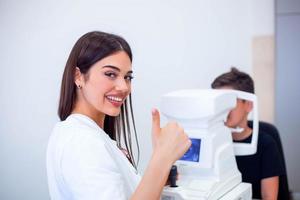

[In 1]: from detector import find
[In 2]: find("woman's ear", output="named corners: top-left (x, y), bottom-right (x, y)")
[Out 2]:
top-left (74, 67), bottom-right (83, 88)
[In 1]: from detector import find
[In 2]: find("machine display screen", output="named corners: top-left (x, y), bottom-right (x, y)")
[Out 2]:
top-left (179, 138), bottom-right (201, 162)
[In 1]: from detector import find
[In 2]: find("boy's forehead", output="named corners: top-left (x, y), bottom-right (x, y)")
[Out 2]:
top-left (218, 85), bottom-right (235, 90)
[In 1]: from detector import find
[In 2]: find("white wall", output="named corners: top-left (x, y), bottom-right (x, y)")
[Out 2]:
top-left (0, 0), bottom-right (258, 199)
top-left (252, 0), bottom-right (275, 36)
top-left (276, 0), bottom-right (300, 196)
top-left (251, 0), bottom-right (276, 123)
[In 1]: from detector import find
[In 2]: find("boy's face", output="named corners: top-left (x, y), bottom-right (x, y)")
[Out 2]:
top-left (217, 86), bottom-right (253, 128)
top-left (225, 99), bottom-right (250, 128)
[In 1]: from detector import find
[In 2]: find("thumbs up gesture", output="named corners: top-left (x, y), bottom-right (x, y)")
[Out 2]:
top-left (151, 108), bottom-right (191, 164)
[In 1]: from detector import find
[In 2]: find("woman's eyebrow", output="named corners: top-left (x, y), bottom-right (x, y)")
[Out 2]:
top-left (102, 65), bottom-right (133, 74)
top-left (102, 65), bottom-right (120, 71)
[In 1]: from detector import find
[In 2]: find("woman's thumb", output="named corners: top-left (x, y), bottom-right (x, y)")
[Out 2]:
top-left (151, 108), bottom-right (161, 135)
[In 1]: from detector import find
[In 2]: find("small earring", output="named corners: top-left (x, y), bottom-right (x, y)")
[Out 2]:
top-left (77, 84), bottom-right (82, 89)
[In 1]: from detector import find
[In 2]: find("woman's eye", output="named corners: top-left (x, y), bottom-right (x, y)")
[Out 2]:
top-left (104, 72), bottom-right (117, 79)
top-left (125, 75), bottom-right (134, 81)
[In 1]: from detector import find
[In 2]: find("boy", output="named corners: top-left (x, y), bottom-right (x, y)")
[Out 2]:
top-left (211, 67), bottom-right (284, 200)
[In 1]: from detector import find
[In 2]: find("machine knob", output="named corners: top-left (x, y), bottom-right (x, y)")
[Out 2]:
top-left (168, 165), bottom-right (178, 187)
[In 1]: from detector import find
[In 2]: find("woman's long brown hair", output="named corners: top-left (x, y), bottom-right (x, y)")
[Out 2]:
top-left (58, 31), bottom-right (139, 168)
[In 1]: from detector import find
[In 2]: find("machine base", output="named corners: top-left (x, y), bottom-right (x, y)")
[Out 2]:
top-left (219, 183), bottom-right (252, 200)
top-left (161, 182), bottom-right (252, 200)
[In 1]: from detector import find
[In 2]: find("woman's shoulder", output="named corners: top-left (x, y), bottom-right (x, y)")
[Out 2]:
top-left (50, 114), bottom-right (109, 148)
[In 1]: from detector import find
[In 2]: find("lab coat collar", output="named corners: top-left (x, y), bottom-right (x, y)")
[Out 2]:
top-left (68, 113), bottom-right (103, 132)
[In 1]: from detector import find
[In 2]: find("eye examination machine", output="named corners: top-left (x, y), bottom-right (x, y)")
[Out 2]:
top-left (161, 89), bottom-right (259, 200)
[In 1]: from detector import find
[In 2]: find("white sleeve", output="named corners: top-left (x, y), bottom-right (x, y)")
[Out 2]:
top-left (61, 133), bottom-right (127, 200)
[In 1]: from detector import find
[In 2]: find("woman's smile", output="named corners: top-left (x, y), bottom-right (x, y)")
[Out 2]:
top-left (106, 94), bottom-right (126, 107)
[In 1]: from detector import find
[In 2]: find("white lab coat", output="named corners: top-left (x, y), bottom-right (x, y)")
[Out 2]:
top-left (47, 114), bottom-right (141, 200)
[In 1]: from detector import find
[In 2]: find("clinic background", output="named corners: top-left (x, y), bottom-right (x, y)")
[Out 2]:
top-left (0, 0), bottom-right (299, 199)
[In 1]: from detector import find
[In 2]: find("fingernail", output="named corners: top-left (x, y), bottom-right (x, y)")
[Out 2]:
top-left (152, 108), bottom-right (156, 115)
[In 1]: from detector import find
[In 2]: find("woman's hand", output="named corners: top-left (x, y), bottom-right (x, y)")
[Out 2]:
top-left (130, 109), bottom-right (191, 200)
top-left (151, 108), bottom-right (191, 165)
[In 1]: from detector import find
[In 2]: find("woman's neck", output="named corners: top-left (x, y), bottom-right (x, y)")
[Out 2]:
top-left (72, 101), bottom-right (105, 128)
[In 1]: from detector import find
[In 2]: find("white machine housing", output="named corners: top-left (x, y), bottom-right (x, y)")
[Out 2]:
top-left (161, 89), bottom-right (258, 200)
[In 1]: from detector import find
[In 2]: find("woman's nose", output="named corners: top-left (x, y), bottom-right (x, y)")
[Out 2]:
top-left (115, 78), bottom-right (130, 92)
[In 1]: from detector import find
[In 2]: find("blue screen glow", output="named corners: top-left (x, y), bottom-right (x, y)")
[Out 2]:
top-left (179, 138), bottom-right (201, 162)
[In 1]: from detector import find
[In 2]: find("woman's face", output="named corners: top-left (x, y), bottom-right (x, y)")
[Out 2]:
top-left (77, 51), bottom-right (133, 117)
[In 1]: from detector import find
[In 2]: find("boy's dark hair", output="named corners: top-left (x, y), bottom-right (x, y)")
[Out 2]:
top-left (211, 67), bottom-right (255, 94)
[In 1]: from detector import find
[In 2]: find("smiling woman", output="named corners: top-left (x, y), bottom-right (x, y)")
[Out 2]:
top-left (57, 31), bottom-right (137, 167)
top-left (73, 51), bottom-right (134, 144)
top-left (46, 31), bottom-right (191, 200)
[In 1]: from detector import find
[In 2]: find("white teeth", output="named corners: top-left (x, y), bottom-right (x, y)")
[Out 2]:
top-left (107, 96), bottom-right (122, 102)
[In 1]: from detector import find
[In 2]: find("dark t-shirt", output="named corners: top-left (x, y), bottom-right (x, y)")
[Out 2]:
top-left (234, 131), bottom-right (285, 199)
